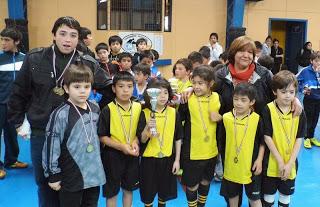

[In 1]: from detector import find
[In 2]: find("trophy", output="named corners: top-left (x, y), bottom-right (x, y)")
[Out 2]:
top-left (168, 78), bottom-right (179, 94)
top-left (146, 88), bottom-right (161, 136)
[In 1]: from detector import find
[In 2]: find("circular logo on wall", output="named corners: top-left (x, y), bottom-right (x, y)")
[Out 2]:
top-left (121, 33), bottom-right (152, 54)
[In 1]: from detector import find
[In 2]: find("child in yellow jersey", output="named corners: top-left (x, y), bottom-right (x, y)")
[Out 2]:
top-left (169, 58), bottom-right (193, 105)
top-left (98, 71), bottom-right (141, 207)
top-left (261, 70), bottom-right (306, 207)
top-left (219, 82), bottom-right (265, 207)
top-left (137, 78), bottom-right (182, 207)
top-left (178, 65), bottom-right (222, 207)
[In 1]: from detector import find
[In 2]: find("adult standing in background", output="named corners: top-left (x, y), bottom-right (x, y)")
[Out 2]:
top-left (0, 27), bottom-right (28, 180)
top-left (296, 41), bottom-right (313, 73)
top-left (261, 36), bottom-right (272, 56)
top-left (8, 16), bottom-right (112, 207)
top-left (270, 38), bottom-right (283, 74)
top-left (207, 32), bottom-right (223, 62)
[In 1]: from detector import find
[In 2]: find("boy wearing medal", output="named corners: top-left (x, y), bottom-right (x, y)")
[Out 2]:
top-left (261, 70), bottom-right (306, 207)
top-left (137, 78), bottom-right (182, 207)
top-left (42, 64), bottom-right (106, 207)
top-left (178, 65), bottom-right (221, 207)
top-left (219, 83), bottom-right (264, 207)
top-left (98, 71), bottom-right (141, 207)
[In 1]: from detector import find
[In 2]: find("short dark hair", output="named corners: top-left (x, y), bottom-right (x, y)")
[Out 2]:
top-left (233, 82), bottom-right (256, 101)
top-left (134, 63), bottom-right (151, 76)
top-left (173, 58), bottom-right (192, 75)
top-left (254, 41), bottom-right (263, 50)
top-left (219, 51), bottom-right (228, 62)
top-left (143, 78), bottom-right (173, 110)
top-left (95, 42), bottom-right (109, 53)
top-left (273, 38), bottom-right (279, 44)
top-left (135, 38), bottom-right (147, 47)
top-left (188, 51), bottom-right (203, 64)
top-left (79, 27), bottom-right (91, 40)
top-left (209, 60), bottom-right (222, 68)
top-left (191, 65), bottom-right (215, 82)
top-left (51, 16), bottom-right (81, 35)
top-left (199, 46), bottom-right (211, 59)
top-left (228, 36), bottom-right (256, 65)
top-left (209, 32), bottom-right (218, 40)
top-left (271, 70), bottom-right (298, 92)
top-left (113, 71), bottom-right (135, 85)
top-left (265, 35), bottom-right (272, 41)
top-left (118, 52), bottom-right (133, 62)
top-left (151, 49), bottom-right (159, 61)
top-left (63, 64), bottom-right (93, 87)
top-left (310, 51), bottom-right (320, 61)
top-left (108, 35), bottom-right (123, 45)
top-left (258, 55), bottom-right (274, 71)
top-left (0, 27), bottom-right (22, 42)
top-left (141, 50), bottom-right (155, 61)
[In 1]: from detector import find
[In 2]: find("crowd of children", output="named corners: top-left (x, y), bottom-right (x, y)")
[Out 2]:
top-left (3, 16), bottom-right (317, 207)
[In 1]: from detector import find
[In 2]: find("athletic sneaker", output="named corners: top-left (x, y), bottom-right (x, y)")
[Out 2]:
top-left (310, 138), bottom-right (320, 147)
top-left (0, 169), bottom-right (6, 179)
top-left (6, 161), bottom-right (28, 169)
top-left (304, 138), bottom-right (312, 149)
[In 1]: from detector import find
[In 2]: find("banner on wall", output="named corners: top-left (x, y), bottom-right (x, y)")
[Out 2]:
top-left (119, 32), bottom-right (163, 55)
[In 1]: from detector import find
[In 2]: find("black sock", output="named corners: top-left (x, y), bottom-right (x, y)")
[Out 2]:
top-left (198, 183), bottom-right (210, 207)
top-left (158, 197), bottom-right (166, 207)
top-left (186, 188), bottom-right (197, 207)
top-left (262, 200), bottom-right (274, 207)
top-left (278, 201), bottom-right (289, 207)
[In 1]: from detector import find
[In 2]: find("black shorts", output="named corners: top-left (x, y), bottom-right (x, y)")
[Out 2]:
top-left (182, 157), bottom-right (217, 187)
top-left (262, 176), bottom-right (296, 195)
top-left (220, 175), bottom-right (261, 201)
top-left (101, 147), bottom-right (139, 198)
top-left (139, 156), bottom-right (177, 204)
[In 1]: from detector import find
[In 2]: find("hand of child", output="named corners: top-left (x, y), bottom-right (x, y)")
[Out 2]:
top-left (252, 159), bottom-right (263, 175)
top-left (210, 111), bottom-right (222, 122)
top-left (277, 159), bottom-right (285, 177)
top-left (48, 181), bottom-right (61, 191)
top-left (147, 118), bottom-right (157, 130)
top-left (281, 162), bottom-right (293, 181)
top-left (131, 142), bottom-right (140, 157)
top-left (180, 87), bottom-right (193, 104)
top-left (122, 144), bottom-right (136, 156)
top-left (172, 160), bottom-right (180, 175)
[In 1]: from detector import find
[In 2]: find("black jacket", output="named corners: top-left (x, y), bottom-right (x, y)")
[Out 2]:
top-left (214, 63), bottom-right (273, 115)
top-left (8, 46), bottom-right (112, 130)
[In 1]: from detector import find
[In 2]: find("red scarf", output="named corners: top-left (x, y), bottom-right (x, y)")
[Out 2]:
top-left (229, 63), bottom-right (255, 82)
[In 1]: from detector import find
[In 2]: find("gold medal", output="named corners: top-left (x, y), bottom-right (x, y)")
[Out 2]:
top-left (158, 151), bottom-right (164, 158)
top-left (234, 157), bottom-right (238, 163)
top-left (53, 86), bottom-right (65, 96)
top-left (86, 144), bottom-right (94, 153)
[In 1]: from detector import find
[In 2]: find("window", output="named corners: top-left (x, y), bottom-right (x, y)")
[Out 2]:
top-left (97, 0), bottom-right (108, 30)
top-left (97, 0), bottom-right (164, 31)
top-left (164, 0), bottom-right (172, 32)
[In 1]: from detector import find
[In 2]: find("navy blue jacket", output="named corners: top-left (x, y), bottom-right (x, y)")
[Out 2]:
top-left (0, 51), bottom-right (25, 104)
top-left (297, 65), bottom-right (320, 100)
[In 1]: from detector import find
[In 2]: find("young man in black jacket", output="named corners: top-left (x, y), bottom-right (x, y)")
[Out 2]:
top-left (8, 16), bottom-right (112, 207)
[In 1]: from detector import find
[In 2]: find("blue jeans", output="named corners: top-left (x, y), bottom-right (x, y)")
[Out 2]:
top-left (0, 104), bottom-right (19, 168)
top-left (30, 132), bottom-right (60, 207)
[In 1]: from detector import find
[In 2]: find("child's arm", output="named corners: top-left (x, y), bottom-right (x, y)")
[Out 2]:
top-left (172, 112), bottom-right (183, 174)
top-left (42, 110), bottom-right (66, 191)
top-left (100, 136), bottom-right (138, 156)
top-left (264, 135), bottom-right (284, 176)
top-left (172, 139), bottom-right (182, 174)
top-left (252, 118), bottom-right (265, 175)
top-left (282, 111), bottom-right (306, 180)
top-left (282, 138), bottom-right (302, 180)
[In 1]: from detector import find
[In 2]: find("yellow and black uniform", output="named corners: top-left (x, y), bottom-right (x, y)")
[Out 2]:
top-left (179, 92), bottom-right (220, 187)
top-left (137, 106), bottom-right (183, 205)
top-left (177, 79), bottom-right (192, 94)
top-left (261, 102), bottom-right (306, 195)
top-left (97, 100), bottom-right (141, 198)
top-left (219, 110), bottom-right (263, 200)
